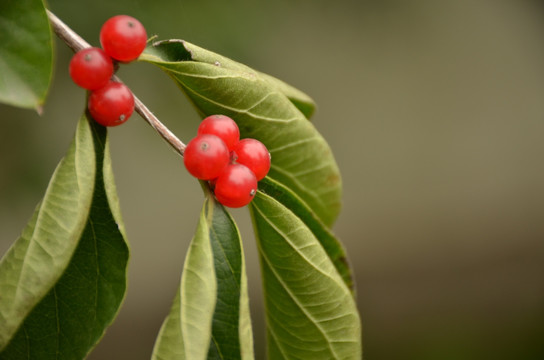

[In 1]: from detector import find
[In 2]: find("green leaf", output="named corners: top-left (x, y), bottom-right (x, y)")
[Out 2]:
top-left (152, 194), bottom-right (253, 360)
top-left (0, 115), bottom-right (129, 359)
top-left (258, 177), bottom-right (355, 295)
top-left (256, 71), bottom-right (316, 120)
top-left (140, 40), bottom-right (341, 227)
top-left (141, 40), bottom-right (316, 119)
top-left (205, 197), bottom-right (254, 360)
top-left (0, 0), bottom-right (53, 111)
top-left (250, 192), bottom-right (361, 360)
top-left (0, 114), bottom-right (96, 349)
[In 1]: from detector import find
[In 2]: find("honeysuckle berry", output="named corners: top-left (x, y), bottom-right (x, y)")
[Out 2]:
top-left (100, 15), bottom-right (147, 62)
top-left (232, 138), bottom-right (271, 181)
top-left (69, 47), bottom-right (113, 90)
top-left (88, 81), bottom-right (134, 127)
top-left (183, 134), bottom-right (230, 180)
top-left (214, 163), bottom-right (258, 208)
top-left (197, 115), bottom-right (240, 151)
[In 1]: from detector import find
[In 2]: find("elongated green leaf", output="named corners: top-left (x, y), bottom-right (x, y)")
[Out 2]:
top-left (141, 40), bottom-right (315, 119)
top-left (152, 194), bottom-right (253, 360)
top-left (250, 192), bottom-right (361, 360)
top-left (205, 196), bottom-right (254, 360)
top-left (0, 115), bottom-right (129, 359)
top-left (0, 114), bottom-right (96, 349)
top-left (0, 0), bottom-right (53, 111)
top-left (153, 206), bottom-right (216, 360)
top-left (140, 40), bottom-right (341, 227)
top-left (258, 177), bottom-right (355, 295)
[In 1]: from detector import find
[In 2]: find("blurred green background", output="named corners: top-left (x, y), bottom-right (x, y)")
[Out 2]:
top-left (1, 0), bottom-right (543, 358)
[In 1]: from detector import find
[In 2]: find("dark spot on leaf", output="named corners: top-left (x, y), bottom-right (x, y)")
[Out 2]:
top-left (326, 173), bottom-right (341, 186)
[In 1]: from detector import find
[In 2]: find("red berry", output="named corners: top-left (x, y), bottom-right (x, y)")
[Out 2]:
top-left (100, 15), bottom-right (147, 62)
top-left (88, 81), bottom-right (134, 127)
top-left (232, 138), bottom-right (271, 180)
top-left (214, 164), bottom-right (257, 208)
top-left (69, 47), bottom-right (113, 90)
top-left (183, 134), bottom-right (230, 180)
top-left (197, 115), bottom-right (240, 151)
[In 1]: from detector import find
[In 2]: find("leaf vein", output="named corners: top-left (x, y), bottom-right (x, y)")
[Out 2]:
top-left (252, 203), bottom-right (343, 359)
top-left (268, 166), bottom-right (327, 210)
top-left (175, 77), bottom-right (299, 123)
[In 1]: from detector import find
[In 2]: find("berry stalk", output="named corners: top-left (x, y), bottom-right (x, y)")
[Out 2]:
top-left (46, 10), bottom-right (186, 155)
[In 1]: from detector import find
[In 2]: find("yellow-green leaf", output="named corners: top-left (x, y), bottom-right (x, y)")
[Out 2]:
top-left (250, 192), bottom-right (361, 359)
top-left (258, 177), bottom-right (355, 295)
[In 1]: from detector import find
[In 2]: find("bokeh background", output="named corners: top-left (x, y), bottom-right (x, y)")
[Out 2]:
top-left (1, 0), bottom-right (543, 358)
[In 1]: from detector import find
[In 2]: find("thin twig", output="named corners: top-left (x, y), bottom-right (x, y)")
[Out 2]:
top-left (46, 10), bottom-right (186, 155)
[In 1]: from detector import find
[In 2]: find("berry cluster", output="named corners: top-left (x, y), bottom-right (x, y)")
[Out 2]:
top-left (184, 115), bottom-right (271, 208)
top-left (69, 15), bottom-right (147, 127)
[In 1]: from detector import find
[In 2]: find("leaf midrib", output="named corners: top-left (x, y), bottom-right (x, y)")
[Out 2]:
top-left (160, 65), bottom-right (300, 123)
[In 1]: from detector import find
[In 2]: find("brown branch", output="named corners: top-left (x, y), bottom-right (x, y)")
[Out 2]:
top-left (46, 10), bottom-right (186, 156)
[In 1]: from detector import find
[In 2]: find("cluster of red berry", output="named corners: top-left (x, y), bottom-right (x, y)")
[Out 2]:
top-left (68, 17), bottom-right (266, 208)
top-left (68, 15), bottom-right (147, 127)
top-left (184, 115), bottom-right (271, 208)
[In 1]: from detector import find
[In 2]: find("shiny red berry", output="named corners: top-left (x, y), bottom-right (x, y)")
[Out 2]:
top-left (69, 47), bottom-right (113, 90)
top-left (183, 134), bottom-right (230, 180)
top-left (232, 138), bottom-right (271, 181)
top-left (197, 115), bottom-right (240, 151)
top-left (88, 81), bottom-right (134, 127)
top-left (214, 164), bottom-right (257, 208)
top-left (100, 15), bottom-right (147, 62)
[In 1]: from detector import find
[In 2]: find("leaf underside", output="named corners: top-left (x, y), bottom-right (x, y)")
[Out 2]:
top-left (250, 192), bottom-right (361, 360)
top-left (140, 40), bottom-right (342, 228)
top-left (152, 195), bottom-right (253, 360)
top-left (0, 0), bottom-right (53, 110)
top-left (0, 115), bottom-right (129, 359)
top-left (258, 177), bottom-right (355, 295)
